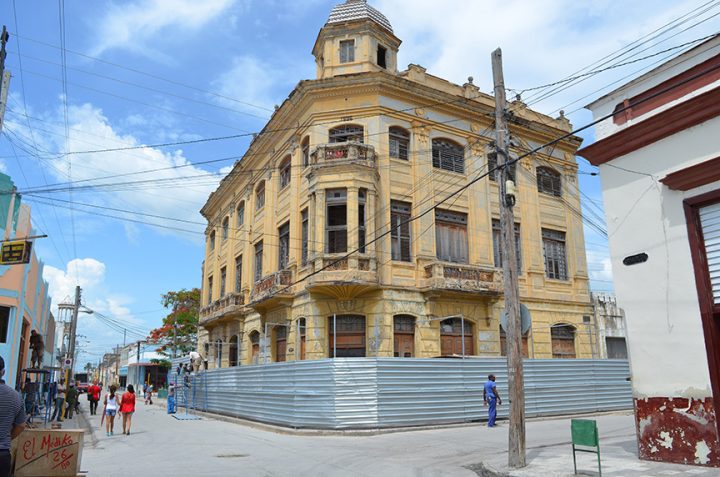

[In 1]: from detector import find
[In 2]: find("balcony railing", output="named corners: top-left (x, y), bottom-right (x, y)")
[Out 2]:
top-left (310, 142), bottom-right (376, 168)
top-left (306, 254), bottom-right (378, 290)
top-left (423, 262), bottom-right (501, 294)
top-left (199, 292), bottom-right (245, 324)
top-left (250, 270), bottom-right (293, 303)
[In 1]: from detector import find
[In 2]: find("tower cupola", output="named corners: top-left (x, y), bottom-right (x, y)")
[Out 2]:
top-left (313, 0), bottom-right (401, 79)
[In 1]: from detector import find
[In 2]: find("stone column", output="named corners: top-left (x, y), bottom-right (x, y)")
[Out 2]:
top-left (314, 189), bottom-right (326, 265)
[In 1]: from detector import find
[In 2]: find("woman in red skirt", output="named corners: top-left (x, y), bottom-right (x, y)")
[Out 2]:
top-left (119, 384), bottom-right (136, 435)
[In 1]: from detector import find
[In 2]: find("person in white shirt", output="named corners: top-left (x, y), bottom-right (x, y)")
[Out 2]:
top-left (189, 351), bottom-right (203, 374)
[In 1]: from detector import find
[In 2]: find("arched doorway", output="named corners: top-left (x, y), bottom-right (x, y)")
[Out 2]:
top-left (551, 324), bottom-right (577, 359)
top-left (440, 318), bottom-right (473, 356)
top-left (228, 335), bottom-right (238, 367)
top-left (393, 315), bottom-right (415, 357)
top-left (328, 315), bottom-right (366, 357)
top-left (249, 331), bottom-right (260, 364)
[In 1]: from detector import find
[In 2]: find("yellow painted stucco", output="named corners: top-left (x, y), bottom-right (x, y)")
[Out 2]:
top-left (198, 2), bottom-right (593, 369)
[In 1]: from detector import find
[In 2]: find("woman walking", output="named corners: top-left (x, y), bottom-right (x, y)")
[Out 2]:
top-left (119, 384), bottom-right (136, 435)
top-left (103, 385), bottom-right (119, 437)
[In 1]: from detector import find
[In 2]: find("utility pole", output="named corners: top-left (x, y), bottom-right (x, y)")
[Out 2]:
top-left (67, 286), bottom-right (81, 381)
top-left (492, 47), bottom-right (526, 469)
top-left (0, 26), bottom-right (10, 134)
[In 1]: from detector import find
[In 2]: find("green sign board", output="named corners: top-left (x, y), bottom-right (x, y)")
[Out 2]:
top-left (1, 240), bottom-right (32, 265)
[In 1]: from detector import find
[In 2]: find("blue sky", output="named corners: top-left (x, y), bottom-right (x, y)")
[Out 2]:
top-left (0, 0), bottom-right (716, 367)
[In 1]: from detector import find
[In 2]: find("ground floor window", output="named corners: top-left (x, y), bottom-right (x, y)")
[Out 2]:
top-left (297, 318), bottom-right (306, 360)
top-left (551, 324), bottom-right (576, 358)
top-left (249, 331), bottom-right (260, 364)
top-left (0, 306), bottom-right (9, 343)
top-left (499, 327), bottom-right (529, 358)
top-left (329, 315), bottom-right (366, 357)
top-left (275, 326), bottom-right (287, 362)
top-left (393, 315), bottom-right (415, 357)
top-left (605, 337), bottom-right (628, 359)
top-left (440, 318), bottom-right (473, 356)
top-left (215, 339), bottom-right (223, 368)
top-left (229, 334), bottom-right (239, 367)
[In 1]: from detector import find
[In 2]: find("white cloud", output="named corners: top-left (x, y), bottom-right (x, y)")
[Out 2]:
top-left (10, 102), bottom-right (223, 241)
top-left (375, 0), bottom-right (718, 119)
top-left (587, 249), bottom-right (614, 290)
top-left (90, 0), bottom-right (237, 57)
top-left (212, 55), bottom-right (292, 111)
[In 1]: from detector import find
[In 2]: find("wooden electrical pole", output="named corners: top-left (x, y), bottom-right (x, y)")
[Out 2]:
top-left (492, 47), bottom-right (526, 468)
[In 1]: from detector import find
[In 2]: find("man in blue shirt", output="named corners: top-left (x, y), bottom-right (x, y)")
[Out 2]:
top-left (0, 356), bottom-right (27, 477)
top-left (483, 374), bottom-right (502, 428)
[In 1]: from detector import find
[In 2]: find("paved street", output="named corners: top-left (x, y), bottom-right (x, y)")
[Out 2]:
top-left (76, 398), bottom-right (720, 477)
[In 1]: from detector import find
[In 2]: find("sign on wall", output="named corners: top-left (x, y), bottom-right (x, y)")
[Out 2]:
top-left (0, 240), bottom-right (32, 265)
top-left (13, 429), bottom-right (84, 476)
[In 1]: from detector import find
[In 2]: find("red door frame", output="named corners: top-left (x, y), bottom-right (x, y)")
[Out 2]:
top-left (684, 188), bottom-right (720, 441)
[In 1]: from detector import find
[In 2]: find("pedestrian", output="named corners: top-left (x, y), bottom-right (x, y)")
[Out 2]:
top-left (119, 384), bottom-right (136, 435)
top-left (28, 330), bottom-right (44, 369)
top-left (51, 380), bottom-right (66, 422)
top-left (103, 385), bottom-right (119, 437)
top-left (167, 383), bottom-right (176, 414)
top-left (87, 380), bottom-right (101, 416)
top-left (144, 383), bottom-right (153, 405)
top-left (65, 382), bottom-right (78, 419)
top-left (483, 374), bottom-right (502, 428)
top-left (0, 356), bottom-right (27, 477)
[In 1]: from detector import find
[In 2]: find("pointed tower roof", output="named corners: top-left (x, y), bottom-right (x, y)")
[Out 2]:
top-left (326, 0), bottom-right (393, 33)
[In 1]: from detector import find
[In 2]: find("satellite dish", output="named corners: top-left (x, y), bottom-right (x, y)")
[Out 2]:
top-left (500, 304), bottom-right (532, 335)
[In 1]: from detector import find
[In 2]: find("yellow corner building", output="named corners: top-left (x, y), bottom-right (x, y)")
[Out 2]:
top-left (198, 0), bottom-right (594, 368)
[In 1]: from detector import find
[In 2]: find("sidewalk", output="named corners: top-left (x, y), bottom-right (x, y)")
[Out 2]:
top-left (80, 401), bottom-right (720, 476)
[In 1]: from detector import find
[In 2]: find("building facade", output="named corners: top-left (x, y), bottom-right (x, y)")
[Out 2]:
top-left (0, 173), bottom-right (54, 388)
top-left (579, 36), bottom-right (720, 467)
top-left (199, 0), bottom-right (593, 368)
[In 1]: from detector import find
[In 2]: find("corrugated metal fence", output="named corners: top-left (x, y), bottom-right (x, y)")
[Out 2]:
top-left (171, 358), bottom-right (632, 429)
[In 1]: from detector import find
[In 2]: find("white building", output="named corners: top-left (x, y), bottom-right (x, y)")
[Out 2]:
top-left (579, 35), bottom-right (720, 467)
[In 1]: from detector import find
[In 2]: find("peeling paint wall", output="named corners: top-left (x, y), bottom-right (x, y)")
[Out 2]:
top-left (635, 397), bottom-right (720, 466)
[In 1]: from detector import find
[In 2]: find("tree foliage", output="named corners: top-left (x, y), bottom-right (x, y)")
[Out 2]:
top-left (148, 288), bottom-right (201, 357)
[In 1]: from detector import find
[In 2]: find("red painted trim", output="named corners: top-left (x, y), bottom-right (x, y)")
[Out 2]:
top-left (684, 188), bottom-right (720, 444)
top-left (579, 86), bottom-right (720, 166)
top-left (613, 55), bottom-right (720, 125)
top-left (661, 156), bottom-right (720, 191)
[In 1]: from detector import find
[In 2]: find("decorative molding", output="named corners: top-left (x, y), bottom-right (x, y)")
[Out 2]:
top-left (578, 86), bottom-right (720, 166)
top-left (661, 156), bottom-right (720, 191)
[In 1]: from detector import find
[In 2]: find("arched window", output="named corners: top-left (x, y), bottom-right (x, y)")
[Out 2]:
top-left (537, 166), bottom-right (562, 197)
top-left (236, 201), bottom-right (245, 227)
top-left (551, 324), bottom-right (576, 359)
top-left (329, 124), bottom-right (364, 143)
top-left (301, 136), bottom-right (310, 167)
top-left (487, 152), bottom-right (516, 182)
top-left (215, 339), bottom-right (223, 368)
top-left (499, 327), bottom-right (529, 358)
top-left (389, 127), bottom-right (409, 160)
top-left (432, 139), bottom-right (464, 173)
top-left (255, 181), bottom-right (265, 211)
top-left (209, 230), bottom-right (216, 251)
top-left (328, 315), bottom-right (366, 357)
top-left (279, 155), bottom-right (291, 189)
top-left (275, 326), bottom-right (287, 362)
top-left (297, 318), bottom-right (306, 360)
top-left (228, 335), bottom-right (239, 367)
top-left (440, 318), bottom-right (473, 356)
top-left (249, 331), bottom-right (260, 365)
top-left (222, 217), bottom-right (229, 241)
top-left (393, 315), bottom-right (415, 357)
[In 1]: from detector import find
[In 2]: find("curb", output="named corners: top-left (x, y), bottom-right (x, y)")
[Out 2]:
top-left (77, 408), bottom-right (99, 448)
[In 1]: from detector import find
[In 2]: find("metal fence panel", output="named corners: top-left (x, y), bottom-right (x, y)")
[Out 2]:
top-left (169, 358), bottom-right (632, 429)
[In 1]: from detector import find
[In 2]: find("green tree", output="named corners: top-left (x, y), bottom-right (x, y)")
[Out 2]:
top-left (148, 288), bottom-right (201, 357)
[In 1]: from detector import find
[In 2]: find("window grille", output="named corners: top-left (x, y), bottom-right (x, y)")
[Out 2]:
top-left (254, 241), bottom-right (263, 282)
top-left (487, 152), bottom-right (516, 182)
top-left (278, 222), bottom-right (290, 270)
top-left (435, 209), bottom-right (468, 263)
top-left (389, 127), bottom-right (409, 160)
top-left (542, 228), bottom-right (568, 280)
top-left (432, 139), bottom-right (464, 173)
top-left (537, 167), bottom-right (562, 197)
top-left (391, 201), bottom-right (412, 262)
top-left (329, 124), bottom-right (364, 143)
